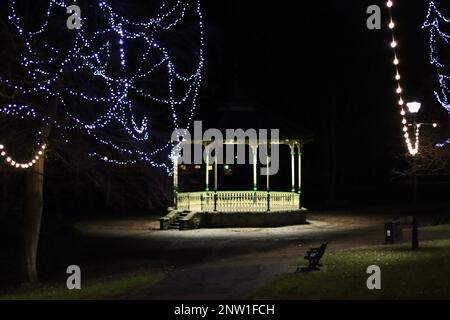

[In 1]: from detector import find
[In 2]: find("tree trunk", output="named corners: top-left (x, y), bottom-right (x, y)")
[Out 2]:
top-left (18, 99), bottom-right (56, 283)
top-left (412, 216), bottom-right (419, 250)
top-left (19, 155), bottom-right (45, 283)
top-left (1, 173), bottom-right (7, 217)
top-left (105, 175), bottom-right (112, 208)
top-left (328, 97), bottom-right (338, 204)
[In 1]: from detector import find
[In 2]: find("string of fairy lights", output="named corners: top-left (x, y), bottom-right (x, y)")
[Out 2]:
top-left (386, 0), bottom-right (421, 156)
top-left (0, 0), bottom-right (204, 171)
top-left (0, 143), bottom-right (47, 169)
top-left (387, 0), bottom-right (449, 154)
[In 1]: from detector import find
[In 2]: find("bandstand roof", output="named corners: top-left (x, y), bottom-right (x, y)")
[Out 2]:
top-left (188, 137), bottom-right (311, 147)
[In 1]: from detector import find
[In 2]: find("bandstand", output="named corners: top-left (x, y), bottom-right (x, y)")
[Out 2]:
top-left (173, 138), bottom-right (304, 213)
top-left (161, 137), bottom-right (307, 230)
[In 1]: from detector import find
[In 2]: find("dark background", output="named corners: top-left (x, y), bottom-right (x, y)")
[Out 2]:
top-left (194, 0), bottom-right (449, 206)
top-left (0, 0), bottom-right (449, 286)
top-left (1, 0), bottom-right (449, 217)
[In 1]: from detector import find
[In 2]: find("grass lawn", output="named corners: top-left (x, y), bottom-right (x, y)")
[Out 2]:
top-left (0, 263), bottom-right (164, 300)
top-left (401, 224), bottom-right (450, 233)
top-left (254, 240), bottom-right (450, 300)
top-left (419, 224), bottom-right (450, 232)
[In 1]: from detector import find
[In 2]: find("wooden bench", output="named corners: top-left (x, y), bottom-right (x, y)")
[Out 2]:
top-left (296, 243), bottom-right (328, 272)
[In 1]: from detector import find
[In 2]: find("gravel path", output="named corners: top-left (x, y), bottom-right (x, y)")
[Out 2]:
top-left (75, 208), bottom-right (450, 299)
top-left (77, 211), bottom-right (393, 299)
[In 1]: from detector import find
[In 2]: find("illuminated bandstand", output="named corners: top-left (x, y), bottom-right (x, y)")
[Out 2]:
top-left (173, 138), bottom-right (305, 213)
top-left (161, 137), bottom-right (308, 230)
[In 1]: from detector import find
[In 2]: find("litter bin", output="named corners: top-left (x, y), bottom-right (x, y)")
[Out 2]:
top-left (385, 221), bottom-right (403, 244)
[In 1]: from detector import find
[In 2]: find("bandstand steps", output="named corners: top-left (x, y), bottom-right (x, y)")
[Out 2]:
top-left (168, 212), bottom-right (189, 230)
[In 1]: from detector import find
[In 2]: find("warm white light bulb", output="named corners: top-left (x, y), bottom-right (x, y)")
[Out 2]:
top-left (387, 1), bottom-right (393, 8)
top-left (389, 21), bottom-right (395, 29)
top-left (391, 40), bottom-right (397, 48)
top-left (407, 101), bottom-right (421, 114)
top-left (393, 58), bottom-right (399, 65)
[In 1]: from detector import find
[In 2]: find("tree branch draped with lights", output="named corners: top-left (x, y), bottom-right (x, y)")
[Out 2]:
top-left (0, 0), bottom-right (204, 172)
top-left (423, 1), bottom-right (450, 115)
top-left (422, 0), bottom-right (450, 146)
top-left (0, 0), bottom-right (204, 283)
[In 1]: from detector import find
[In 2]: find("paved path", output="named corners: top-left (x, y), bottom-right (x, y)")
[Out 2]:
top-left (77, 211), bottom-right (392, 299)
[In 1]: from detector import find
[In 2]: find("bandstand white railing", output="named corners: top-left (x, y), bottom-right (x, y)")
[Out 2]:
top-left (177, 191), bottom-right (300, 212)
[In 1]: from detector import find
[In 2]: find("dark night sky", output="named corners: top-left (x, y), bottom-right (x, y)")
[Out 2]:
top-left (198, 0), bottom-right (447, 124)
top-left (189, 0), bottom-right (450, 204)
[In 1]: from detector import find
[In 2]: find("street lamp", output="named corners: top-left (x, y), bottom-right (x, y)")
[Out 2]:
top-left (406, 102), bottom-right (421, 114)
top-left (404, 101), bottom-right (439, 250)
top-left (406, 101), bottom-right (421, 250)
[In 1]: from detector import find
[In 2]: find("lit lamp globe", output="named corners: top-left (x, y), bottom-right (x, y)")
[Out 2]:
top-left (406, 101), bottom-right (421, 114)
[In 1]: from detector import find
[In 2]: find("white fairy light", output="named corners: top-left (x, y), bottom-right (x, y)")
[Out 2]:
top-left (385, 0), bottom-right (420, 156)
top-left (0, 143), bottom-right (48, 169)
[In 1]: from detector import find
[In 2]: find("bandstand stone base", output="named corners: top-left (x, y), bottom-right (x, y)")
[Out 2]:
top-left (198, 210), bottom-right (307, 229)
top-left (160, 209), bottom-right (308, 230)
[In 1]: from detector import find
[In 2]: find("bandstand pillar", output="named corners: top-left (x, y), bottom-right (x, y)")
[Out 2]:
top-left (214, 157), bottom-right (218, 192)
top-left (297, 143), bottom-right (302, 209)
top-left (173, 156), bottom-right (179, 209)
top-left (205, 146), bottom-right (210, 192)
top-left (214, 157), bottom-right (218, 211)
top-left (266, 144), bottom-right (271, 211)
top-left (290, 143), bottom-right (296, 193)
top-left (251, 144), bottom-right (258, 191)
top-left (297, 144), bottom-right (302, 193)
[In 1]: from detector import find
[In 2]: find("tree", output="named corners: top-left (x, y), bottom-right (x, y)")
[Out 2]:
top-left (0, 0), bottom-right (204, 283)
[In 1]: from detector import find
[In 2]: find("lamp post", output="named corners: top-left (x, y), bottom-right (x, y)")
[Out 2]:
top-left (406, 102), bottom-right (421, 250)
top-left (405, 102), bottom-right (439, 250)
